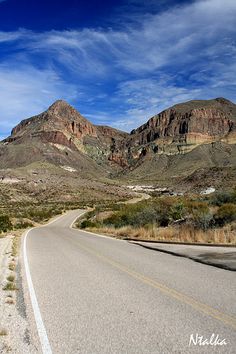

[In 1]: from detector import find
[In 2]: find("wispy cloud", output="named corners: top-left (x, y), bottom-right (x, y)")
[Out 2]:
top-left (0, 0), bottom-right (235, 135)
top-left (0, 64), bottom-right (78, 137)
top-left (0, 29), bottom-right (27, 42)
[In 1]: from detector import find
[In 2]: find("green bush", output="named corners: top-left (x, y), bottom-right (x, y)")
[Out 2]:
top-left (170, 202), bottom-right (185, 221)
top-left (75, 190), bottom-right (236, 232)
top-left (210, 190), bottom-right (236, 206)
top-left (103, 198), bottom-right (185, 228)
top-left (103, 201), bottom-right (151, 228)
top-left (80, 220), bottom-right (100, 229)
top-left (100, 197), bottom-right (190, 229)
top-left (14, 219), bottom-right (33, 229)
top-left (0, 215), bottom-right (12, 233)
top-left (25, 207), bottom-right (63, 222)
top-left (186, 201), bottom-right (214, 230)
top-left (214, 203), bottom-right (236, 226)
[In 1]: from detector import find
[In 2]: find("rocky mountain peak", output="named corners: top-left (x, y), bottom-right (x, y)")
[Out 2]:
top-left (49, 99), bottom-right (69, 108)
top-left (48, 99), bottom-right (77, 113)
top-left (215, 97), bottom-right (233, 105)
top-left (46, 100), bottom-right (87, 123)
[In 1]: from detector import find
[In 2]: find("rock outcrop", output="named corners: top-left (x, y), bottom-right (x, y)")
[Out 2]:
top-left (108, 97), bottom-right (236, 166)
top-left (2, 100), bottom-right (129, 170)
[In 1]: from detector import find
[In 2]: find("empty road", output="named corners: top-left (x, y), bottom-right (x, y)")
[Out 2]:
top-left (24, 210), bottom-right (236, 354)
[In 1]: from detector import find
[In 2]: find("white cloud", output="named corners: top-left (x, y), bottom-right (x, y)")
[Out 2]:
top-left (8, 0), bottom-right (234, 81)
top-left (0, 64), bottom-right (78, 137)
top-left (0, 0), bottom-right (235, 135)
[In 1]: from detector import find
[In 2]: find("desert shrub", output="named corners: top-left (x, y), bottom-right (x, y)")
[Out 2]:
top-left (80, 220), bottom-right (100, 229)
top-left (214, 203), bottom-right (236, 226)
top-left (103, 198), bottom-right (183, 228)
top-left (0, 215), bottom-right (12, 233)
top-left (156, 198), bottom-right (187, 226)
top-left (155, 199), bottom-right (171, 226)
top-left (135, 206), bottom-right (159, 226)
top-left (14, 219), bottom-right (33, 229)
top-left (103, 201), bottom-right (152, 228)
top-left (169, 201), bottom-right (186, 222)
top-left (210, 190), bottom-right (236, 206)
top-left (99, 196), bottom-right (187, 229)
top-left (186, 201), bottom-right (214, 230)
top-left (25, 207), bottom-right (63, 222)
top-left (104, 211), bottom-right (129, 228)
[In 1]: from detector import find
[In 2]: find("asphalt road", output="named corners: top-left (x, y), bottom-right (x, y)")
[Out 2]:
top-left (25, 210), bottom-right (236, 354)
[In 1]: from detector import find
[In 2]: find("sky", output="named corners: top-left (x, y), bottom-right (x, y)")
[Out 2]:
top-left (0, 0), bottom-right (236, 139)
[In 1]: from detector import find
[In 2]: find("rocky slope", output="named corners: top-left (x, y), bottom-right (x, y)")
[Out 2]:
top-left (1, 100), bottom-right (128, 173)
top-left (109, 97), bottom-right (236, 167)
top-left (1, 97), bottom-right (236, 193)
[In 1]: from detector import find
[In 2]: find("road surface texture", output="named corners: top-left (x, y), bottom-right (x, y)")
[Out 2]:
top-left (25, 210), bottom-right (236, 354)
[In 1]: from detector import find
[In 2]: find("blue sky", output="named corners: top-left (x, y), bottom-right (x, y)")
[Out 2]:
top-left (0, 0), bottom-right (236, 139)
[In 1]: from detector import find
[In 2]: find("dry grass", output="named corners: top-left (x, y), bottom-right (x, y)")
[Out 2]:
top-left (8, 262), bottom-right (15, 271)
top-left (3, 282), bottom-right (18, 291)
top-left (11, 236), bottom-right (19, 257)
top-left (0, 329), bottom-right (8, 336)
top-left (157, 225), bottom-right (236, 244)
top-left (86, 224), bottom-right (236, 244)
top-left (5, 298), bottom-right (15, 305)
top-left (6, 275), bottom-right (15, 283)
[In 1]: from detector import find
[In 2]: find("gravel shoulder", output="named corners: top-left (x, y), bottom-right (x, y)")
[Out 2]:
top-left (0, 233), bottom-right (39, 353)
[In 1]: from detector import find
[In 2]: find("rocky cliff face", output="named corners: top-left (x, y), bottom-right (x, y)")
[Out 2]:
top-left (108, 98), bottom-right (236, 166)
top-left (3, 100), bottom-right (129, 170)
top-left (10, 100), bottom-right (97, 142)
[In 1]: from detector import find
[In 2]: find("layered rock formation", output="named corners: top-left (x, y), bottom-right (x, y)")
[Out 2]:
top-left (109, 97), bottom-right (236, 166)
top-left (3, 100), bottom-right (128, 168)
top-left (9, 100), bottom-right (126, 146)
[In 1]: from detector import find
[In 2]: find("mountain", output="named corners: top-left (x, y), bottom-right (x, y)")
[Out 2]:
top-left (1, 97), bottom-right (236, 198)
top-left (109, 97), bottom-right (236, 166)
top-left (1, 100), bottom-right (128, 174)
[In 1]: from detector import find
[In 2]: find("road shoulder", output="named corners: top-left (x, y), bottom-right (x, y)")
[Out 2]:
top-left (0, 232), bottom-right (39, 353)
top-left (129, 241), bottom-right (236, 271)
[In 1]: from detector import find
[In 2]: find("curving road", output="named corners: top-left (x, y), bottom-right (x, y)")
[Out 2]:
top-left (24, 210), bottom-right (236, 354)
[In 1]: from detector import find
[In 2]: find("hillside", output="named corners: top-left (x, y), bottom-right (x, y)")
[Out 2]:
top-left (0, 97), bottom-right (236, 199)
top-left (1, 100), bottom-right (128, 174)
top-left (109, 97), bottom-right (236, 167)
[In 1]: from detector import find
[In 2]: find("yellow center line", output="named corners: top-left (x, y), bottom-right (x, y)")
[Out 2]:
top-left (76, 239), bottom-right (236, 330)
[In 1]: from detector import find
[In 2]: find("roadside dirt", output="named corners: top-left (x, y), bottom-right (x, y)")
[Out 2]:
top-left (0, 233), bottom-right (37, 353)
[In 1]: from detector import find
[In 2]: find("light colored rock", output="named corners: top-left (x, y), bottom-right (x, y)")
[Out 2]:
top-left (200, 187), bottom-right (216, 195)
top-left (60, 165), bottom-right (77, 172)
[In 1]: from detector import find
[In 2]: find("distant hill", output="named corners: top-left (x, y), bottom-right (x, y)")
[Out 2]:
top-left (1, 97), bottom-right (236, 197)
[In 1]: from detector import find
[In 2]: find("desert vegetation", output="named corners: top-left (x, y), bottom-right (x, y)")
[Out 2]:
top-left (0, 215), bottom-right (12, 233)
top-left (0, 200), bottom-right (90, 235)
top-left (77, 189), bottom-right (236, 244)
